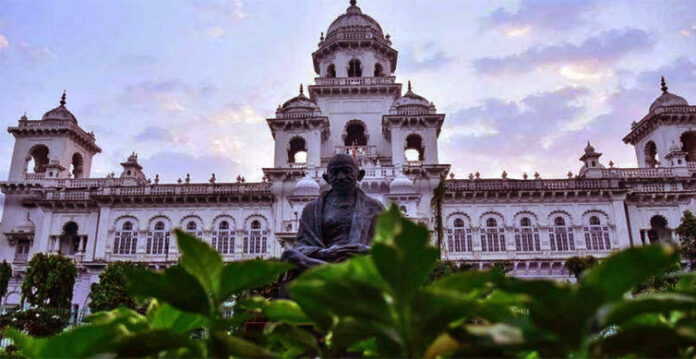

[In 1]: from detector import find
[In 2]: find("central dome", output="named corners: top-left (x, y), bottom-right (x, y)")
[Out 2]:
top-left (326, 0), bottom-right (384, 39)
top-left (42, 91), bottom-right (77, 122)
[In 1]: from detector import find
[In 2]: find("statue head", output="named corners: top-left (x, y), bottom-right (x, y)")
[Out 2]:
top-left (323, 154), bottom-right (365, 194)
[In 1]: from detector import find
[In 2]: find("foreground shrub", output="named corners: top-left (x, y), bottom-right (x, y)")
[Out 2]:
top-left (88, 261), bottom-right (146, 312)
top-left (21, 254), bottom-right (76, 309)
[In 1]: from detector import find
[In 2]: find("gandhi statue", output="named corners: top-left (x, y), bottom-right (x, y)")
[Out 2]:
top-left (281, 154), bottom-right (385, 268)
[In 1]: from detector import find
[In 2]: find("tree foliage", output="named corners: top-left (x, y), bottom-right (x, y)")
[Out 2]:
top-left (677, 209), bottom-right (696, 266)
top-left (7, 207), bottom-right (696, 358)
top-left (88, 261), bottom-right (145, 313)
top-left (21, 254), bottom-right (76, 309)
top-left (564, 255), bottom-right (597, 280)
top-left (0, 260), bottom-right (12, 299)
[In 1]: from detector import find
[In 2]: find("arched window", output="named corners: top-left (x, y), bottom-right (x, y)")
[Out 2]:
top-left (374, 63), bottom-right (384, 77)
top-left (71, 153), bottom-right (84, 179)
top-left (114, 221), bottom-right (137, 255)
top-left (515, 217), bottom-right (540, 252)
top-left (244, 220), bottom-right (267, 255)
top-left (584, 216), bottom-right (610, 251)
top-left (344, 122), bottom-right (367, 147)
top-left (147, 221), bottom-right (170, 255)
top-left (405, 134), bottom-right (425, 162)
top-left (326, 63), bottom-right (336, 78)
top-left (481, 218), bottom-right (505, 252)
top-left (60, 221), bottom-right (81, 254)
top-left (549, 216), bottom-right (574, 251)
top-left (644, 141), bottom-right (658, 168)
top-left (213, 220), bottom-right (234, 254)
top-left (288, 137), bottom-right (307, 164)
top-left (26, 145), bottom-right (49, 174)
top-left (448, 217), bottom-right (472, 253)
top-left (348, 59), bottom-right (362, 77)
top-left (681, 132), bottom-right (696, 162)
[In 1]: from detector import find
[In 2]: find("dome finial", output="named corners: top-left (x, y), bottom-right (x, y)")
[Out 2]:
top-left (60, 90), bottom-right (66, 106)
top-left (661, 76), bottom-right (668, 93)
top-left (350, 0), bottom-right (356, 6)
top-left (299, 84), bottom-right (304, 95)
top-left (407, 80), bottom-right (412, 92)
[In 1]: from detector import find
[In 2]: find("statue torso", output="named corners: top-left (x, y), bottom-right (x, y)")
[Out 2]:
top-left (321, 191), bottom-right (356, 247)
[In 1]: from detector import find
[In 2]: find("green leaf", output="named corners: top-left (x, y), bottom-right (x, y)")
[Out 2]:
top-left (265, 322), bottom-right (319, 356)
top-left (174, 229), bottom-right (224, 300)
top-left (128, 265), bottom-right (211, 315)
top-left (590, 324), bottom-right (693, 358)
top-left (116, 328), bottom-right (203, 358)
top-left (5, 324), bottom-right (126, 358)
top-left (371, 206), bottom-right (440, 301)
top-left (219, 260), bottom-right (292, 301)
top-left (147, 300), bottom-right (208, 333)
top-left (210, 332), bottom-right (276, 358)
top-left (429, 270), bottom-right (503, 297)
top-left (581, 245), bottom-right (679, 302)
top-left (598, 292), bottom-right (696, 326)
top-left (263, 299), bottom-right (312, 326)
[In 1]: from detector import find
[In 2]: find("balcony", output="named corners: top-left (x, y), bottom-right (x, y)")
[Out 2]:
top-left (314, 76), bottom-right (395, 87)
top-left (335, 145), bottom-right (377, 158)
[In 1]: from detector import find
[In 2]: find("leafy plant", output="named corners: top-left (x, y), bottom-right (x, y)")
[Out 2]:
top-left (0, 308), bottom-right (67, 337)
top-left (564, 255), bottom-right (597, 280)
top-left (0, 261), bottom-right (11, 300)
top-left (677, 209), bottom-right (696, 268)
top-left (88, 261), bottom-right (145, 312)
top-left (21, 254), bottom-right (76, 309)
top-left (8, 230), bottom-right (291, 358)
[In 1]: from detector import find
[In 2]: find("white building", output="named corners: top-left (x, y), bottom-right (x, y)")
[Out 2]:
top-left (1, 0), bottom-right (695, 309)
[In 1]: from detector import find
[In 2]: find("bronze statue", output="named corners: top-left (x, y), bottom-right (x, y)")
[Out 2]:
top-left (281, 154), bottom-right (385, 268)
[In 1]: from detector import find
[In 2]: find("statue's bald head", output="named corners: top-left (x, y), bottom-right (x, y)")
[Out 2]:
top-left (327, 154), bottom-right (359, 172)
top-left (324, 154), bottom-right (364, 193)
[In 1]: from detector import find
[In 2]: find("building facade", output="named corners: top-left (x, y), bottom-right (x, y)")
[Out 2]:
top-left (1, 1), bottom-right (696, 309)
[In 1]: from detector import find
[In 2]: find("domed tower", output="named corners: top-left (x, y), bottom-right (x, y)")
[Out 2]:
top-left (6, 91), bottom-right (101, 181)
top-left (308, 0), bottom-right (401, 165)
top-left (623, 77), bottom-right (695, 168)
top-left (383, 81), bottom-right (444, 167)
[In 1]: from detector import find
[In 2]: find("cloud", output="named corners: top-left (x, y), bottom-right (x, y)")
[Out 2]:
top-left (139, 151), bottom-right (246, 183)
top-left (442, 87), bottom-right (594, 177)
top-left (399, 42), bottom-right (455, 71)
top-left (135, 126), bottom-right (174, 142)
top-left (15, 41), bottom-right (54, 62)
top-left (473, 28), bottom-right (653, 74)
top-left (211, 104), bottom-right (264, 125)
top-left (0, 34), bottom-right (8, 49)
top-left (191, 0), bottom-right (247, 21)
top-left (485, 0), bottom-right (593, 32)
top-left (122, 80), bottom-right (195, 113)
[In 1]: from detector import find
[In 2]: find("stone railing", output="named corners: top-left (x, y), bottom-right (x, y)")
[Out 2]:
top-left (600, 167), bottom-right (675, 178)
top-left (24, 173), bottom-right (46, 181)
top-left (688, 162), bottom-right (696, 172)
top-left (274, 110), bottom-right (324, 119)
top-left (335, 145), bottom-right (377, 157)
top-left (314, 76), bottom-right (396, 87)
top-left (45, 191), bottom-right (91, 201)
top-left (98, 183), bottom-right (272, 197)
top-left (446, 179), bottom-right (620, 192)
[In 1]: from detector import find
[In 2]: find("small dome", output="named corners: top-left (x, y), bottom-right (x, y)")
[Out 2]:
top-left (584, 141), bottom-right (595, 154)
top-left (42, 91), bottom-right (77, 122)
top-left (392, 81), bottom-right (435, 114)
top-left (278, 85), bottom-right (320, 114)
top-left (293, 175), bottom-right (320, 197)
top-left (650, 77), bottom-right (689, 112)
top-left (326, 1), bottom-right (383, 40)
top-left (389, 174), bottom-right (416, 195)
top-left (14, 213), bottom-right (35, 233)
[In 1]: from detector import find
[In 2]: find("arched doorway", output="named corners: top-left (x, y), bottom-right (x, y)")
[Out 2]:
top-left (681, 132), bottom-right (696, 162)
top-left (287, 137), bottom-right (307, 164)
top-left (344, 121), bottom-right (367, 147)
top-left (647, 215), bottom-right (670, 244)
top-left (644, 141), bottom-right (658, 168)
top-left (405, 134), bottom-right (425, 162)
top-left (71, 153), bottom-right (84, 179)
top-left (26, 145), bottom-right (49, 174)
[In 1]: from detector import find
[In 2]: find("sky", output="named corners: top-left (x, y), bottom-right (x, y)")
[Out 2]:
top-left (1, 0), bottom-right (695, 216)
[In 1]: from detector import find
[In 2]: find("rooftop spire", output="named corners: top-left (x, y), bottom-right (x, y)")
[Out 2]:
top-left (299, 84), bottom-right (304, 95)
top-left (60, 90), bottom-right (66, 106)
top-left (661, 76), bottom-right (668, 93)
top-left (407, 80), bottom-right (412, 92)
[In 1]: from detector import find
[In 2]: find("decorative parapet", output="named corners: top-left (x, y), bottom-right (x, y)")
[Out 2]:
top-left (314, 76), bottom-right (395, 86)
top-left (446, 178), bottom-right (623, 192)
top-left (8, 118), bottom-right (101, 154)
